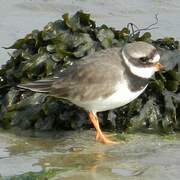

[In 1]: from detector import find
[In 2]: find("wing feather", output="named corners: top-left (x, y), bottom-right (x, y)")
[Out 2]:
top-left (18, 47), bottom-right (124, 101)
top-left (50, 48), bottom-right (123, 101)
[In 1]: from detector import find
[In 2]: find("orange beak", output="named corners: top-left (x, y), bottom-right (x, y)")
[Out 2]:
top-left (154, 63), bottom-right (164, 72)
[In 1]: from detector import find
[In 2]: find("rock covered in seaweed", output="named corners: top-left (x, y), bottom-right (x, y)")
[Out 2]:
top-left (0, 11), bottom-right (180, 133)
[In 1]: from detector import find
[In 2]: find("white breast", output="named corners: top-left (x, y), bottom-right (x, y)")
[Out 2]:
top-left (71, 81), bottom-right (147, 113)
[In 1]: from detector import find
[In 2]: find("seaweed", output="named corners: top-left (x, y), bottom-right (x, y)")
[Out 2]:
top-left (0, 11), bottom-right (180, 134)
top-left (6, 169), bottom-right (59, 180)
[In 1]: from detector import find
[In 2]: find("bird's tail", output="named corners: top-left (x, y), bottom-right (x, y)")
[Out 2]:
top-left (18, 79), bottom-right (55, 93)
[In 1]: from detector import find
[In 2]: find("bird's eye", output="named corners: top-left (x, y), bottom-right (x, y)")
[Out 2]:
top-left (139, 57), bottom-right (148, 63)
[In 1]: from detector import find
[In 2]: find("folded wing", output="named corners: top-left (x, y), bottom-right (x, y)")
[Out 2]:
top-left (18, 48), bottom-right (123, 101)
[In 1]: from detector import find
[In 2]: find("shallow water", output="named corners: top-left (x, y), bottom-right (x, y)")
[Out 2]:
top-left (0, 0), bottom-right (180, 65)
top-left (1, 128), bottom-right (180, 179)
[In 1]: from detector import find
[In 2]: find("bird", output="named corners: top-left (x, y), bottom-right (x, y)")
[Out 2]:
top-left (18, 41), bottom-right (162, 144)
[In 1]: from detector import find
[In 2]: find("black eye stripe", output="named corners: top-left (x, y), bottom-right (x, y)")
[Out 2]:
top-left (139, 49), bottom-right (157, 63)
top-left (139, 57), bottom-right (149, 62)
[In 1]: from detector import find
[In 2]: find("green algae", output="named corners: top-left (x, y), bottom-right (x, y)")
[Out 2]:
top-left (6, 169), bottom-right (59, 180)
top-left (0, 11), bottom-right (180, 133)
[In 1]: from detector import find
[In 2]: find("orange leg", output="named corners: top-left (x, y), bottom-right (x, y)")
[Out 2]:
top-left (88, 112), bottom-right (118, 144)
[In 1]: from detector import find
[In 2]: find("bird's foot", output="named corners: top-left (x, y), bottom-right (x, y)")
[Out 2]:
top-left (96, 131), bottom-right (118, 144)
top-left (88, 111), bottom-right (118, 144)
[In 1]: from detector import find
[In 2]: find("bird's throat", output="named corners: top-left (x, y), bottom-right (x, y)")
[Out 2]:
top-left (120, 52), bottom-right (149, 92)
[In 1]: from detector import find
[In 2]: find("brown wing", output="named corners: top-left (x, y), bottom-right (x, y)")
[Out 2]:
top-left (50, 48), bottom-right (124, 101)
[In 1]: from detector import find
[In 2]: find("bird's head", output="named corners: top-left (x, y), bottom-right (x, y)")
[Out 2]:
top-left (122, 41), bottom-right (162, 78)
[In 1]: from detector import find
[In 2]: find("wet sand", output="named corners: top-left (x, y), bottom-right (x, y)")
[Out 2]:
top-left (0, 128), bottom-right (180, 179)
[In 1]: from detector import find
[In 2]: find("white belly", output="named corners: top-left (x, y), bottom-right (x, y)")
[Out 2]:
top-left (72, 81), bottom-right (147, 113)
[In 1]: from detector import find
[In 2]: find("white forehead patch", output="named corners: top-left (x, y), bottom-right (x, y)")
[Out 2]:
top-left (149, 53), bottom-right (160, 63)
top-left (122, 51), bottom-right (156, 79)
